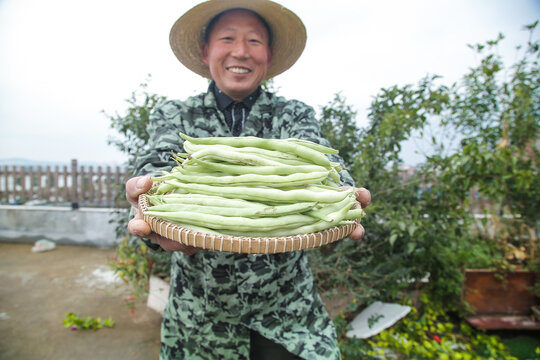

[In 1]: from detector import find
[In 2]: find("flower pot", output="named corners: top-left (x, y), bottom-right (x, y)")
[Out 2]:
top-left (463, 269), bottom-right (540, 330)
top-left (146, 275), bottom-right (170, 315)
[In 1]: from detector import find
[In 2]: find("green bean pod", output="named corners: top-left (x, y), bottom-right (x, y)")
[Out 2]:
top-left (188, 158), bottom-right (327, 176)
top-left (144, 210), bottom-right (318, 231)
top-left (284, 138), bottom-right (339, 154)
top-left (162, 180), bottom-right (354, 203)
top-left (180, 133), bottom-right (333, 169)
top-left (170, 171), bottom-right (330, 188)
top-left (183, 141), bottom-right (312, 166)
top-left (184, 147), bottom-right (283, 167)
top-left (146, 201), bottom-right (317, 218)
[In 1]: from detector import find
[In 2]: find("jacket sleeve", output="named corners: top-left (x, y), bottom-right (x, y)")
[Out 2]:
top-left (280, 100), bottom-right (356, 187)
top-left (133, 100), bottom-right (187, 251)
top-left (134, 100), bottom-right (187, 177)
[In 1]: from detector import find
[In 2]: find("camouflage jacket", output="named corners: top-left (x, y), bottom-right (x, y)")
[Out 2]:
top-left (135, 83), bottom-right (354, 360)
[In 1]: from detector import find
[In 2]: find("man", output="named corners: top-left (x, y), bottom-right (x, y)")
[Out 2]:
top-left (126, 1), bottom-right (371, 359)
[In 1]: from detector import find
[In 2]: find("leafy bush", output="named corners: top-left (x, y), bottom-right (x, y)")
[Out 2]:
top-left (313, 23), bottom-right (539, 309)
top-left (108, 237), bottom-right (151, 312)
top-left (103, 76), bottom-right (172, 311)
top-left (334, 294), bottom-right (517, 359)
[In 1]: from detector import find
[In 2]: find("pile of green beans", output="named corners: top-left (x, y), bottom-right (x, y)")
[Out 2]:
top-left (143, 133), bottom-right (364, 237)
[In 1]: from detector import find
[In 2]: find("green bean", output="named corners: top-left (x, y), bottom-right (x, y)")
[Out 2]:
top-left (218, 219), bottom-right (345, 237)
top-left (171, 163), bottom-right (216, 174)
top-left (313, 202), bottom-right (356, 223)
top-left (147, 201), bottom-right (317, 217)
top-left (343, 208), bottom-right (365, 220)
top-left (182, 139), bottom-right (340, 180)
top-left (154, 182), bottom-right (176, 195)
top-left (170, 171), bottom-right (330, 188)
top-left (284, 138), bottom-right (338, 154)
top-left (180, 133), bottom-right (332, 168)
top-left (144, 210), bottom-right (318, 231)
top-left (152, 174), bottom-right (179, 182)
top-left (146, 193), bottom-right (267, 208)
top-left (184, 147), bottom-right (283, 167)
top-left (218, 212), bottom-right (360, 237)
top-left (163, 180), bottom-right (354, 203)
top-left (326, 176), bottom-right (343, 186)
top-left (330, 162), bottom-right (343, 173)
top-left (188, 158), bottom-right (327, 176)
top-left (170, 167), bottom-right (224, 178)
top-left (183, 141), bottom-right (312, 166)
top-left (307, 195), bottom-right (357, 222)
top-left (306, 184), bottom-right (341, 192)
top-left (169, 187), bottom-right (189, 195)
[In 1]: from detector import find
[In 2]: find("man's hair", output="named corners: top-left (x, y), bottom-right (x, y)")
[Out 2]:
top-left (202, 8), bottom-right (274, 47)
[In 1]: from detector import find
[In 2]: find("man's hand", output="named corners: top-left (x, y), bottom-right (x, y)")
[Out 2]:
top-left (342, 187), bottom-right (371, 240)
top-left (126, 176), bottom-right (200, 255)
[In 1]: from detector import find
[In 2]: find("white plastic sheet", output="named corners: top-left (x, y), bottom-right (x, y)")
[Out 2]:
top-left (31, 239), bottom-right (56, 253)
top-left (346, 301), bottom-right (411, 339)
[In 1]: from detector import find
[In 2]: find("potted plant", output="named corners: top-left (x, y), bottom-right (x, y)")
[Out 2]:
top-left (108, 237), bottom-right (172, 314)
top-left (437, 25), bottom-right (540, 328)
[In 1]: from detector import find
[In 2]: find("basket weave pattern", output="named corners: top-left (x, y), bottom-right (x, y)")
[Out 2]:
top-left (139, 194), bottom-right (359, 254)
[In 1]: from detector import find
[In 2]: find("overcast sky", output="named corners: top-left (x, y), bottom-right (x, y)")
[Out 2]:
top-left (0, 0), bottom-right (538, 165)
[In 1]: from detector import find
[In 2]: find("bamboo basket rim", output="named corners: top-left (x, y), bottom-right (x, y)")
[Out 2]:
top-left (138, 194), bottom-right (360, 254)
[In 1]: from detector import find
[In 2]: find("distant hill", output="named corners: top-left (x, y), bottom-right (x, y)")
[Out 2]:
top-left (0, 158), bottom-right (127, 168)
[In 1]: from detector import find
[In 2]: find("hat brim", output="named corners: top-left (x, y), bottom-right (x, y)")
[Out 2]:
top-left (169, 0), bottom-right (306, 80)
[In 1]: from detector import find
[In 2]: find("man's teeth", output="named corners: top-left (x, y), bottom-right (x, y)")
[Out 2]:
top-left (229, 67), bottom-right (249, 74)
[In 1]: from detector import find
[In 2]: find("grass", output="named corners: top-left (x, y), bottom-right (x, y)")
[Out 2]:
top-left (499, 332), bottom-right (540, 360)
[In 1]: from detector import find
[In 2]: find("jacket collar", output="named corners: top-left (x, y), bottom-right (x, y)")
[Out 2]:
top-left (201, 82), bottom-right (273, 137)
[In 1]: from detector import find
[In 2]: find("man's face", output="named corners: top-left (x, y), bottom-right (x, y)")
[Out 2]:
top-left (202, 10), bottom-right (272, 101)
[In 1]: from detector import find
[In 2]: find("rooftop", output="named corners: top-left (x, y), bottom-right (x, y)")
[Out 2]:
top-left (0, 242), bottom-right (162, 360)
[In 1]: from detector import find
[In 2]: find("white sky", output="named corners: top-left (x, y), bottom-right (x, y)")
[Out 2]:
top-left (0, 0), bottom-right (538, 165)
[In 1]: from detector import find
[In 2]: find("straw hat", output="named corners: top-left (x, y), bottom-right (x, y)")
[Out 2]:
top-left (169, 0), bottom-right (307, 80)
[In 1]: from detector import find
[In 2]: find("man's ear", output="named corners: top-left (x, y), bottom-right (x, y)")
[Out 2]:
top-left (267, 47), bottom-right (273, 67)
top-left (202, 43), bottom-right (209, 65)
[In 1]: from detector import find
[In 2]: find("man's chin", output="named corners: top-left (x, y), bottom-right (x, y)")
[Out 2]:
top-left (221, 84), bottom-right (258, 100)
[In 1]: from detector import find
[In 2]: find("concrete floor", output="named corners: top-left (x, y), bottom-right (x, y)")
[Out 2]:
top-left (0, 242), bottom-right (162, 360)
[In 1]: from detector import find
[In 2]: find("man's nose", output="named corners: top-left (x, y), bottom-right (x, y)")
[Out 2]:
top-left (231, 40), bottom-right (249, 58)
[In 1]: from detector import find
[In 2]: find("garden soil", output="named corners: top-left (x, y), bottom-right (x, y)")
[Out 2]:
top-left (0, 242), bottom-right (162, 360)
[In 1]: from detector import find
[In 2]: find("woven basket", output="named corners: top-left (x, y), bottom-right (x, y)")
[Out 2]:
top-left (139, 194), bottom-right (360, 254)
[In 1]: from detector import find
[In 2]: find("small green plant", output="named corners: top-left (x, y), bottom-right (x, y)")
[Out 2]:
top-left (104, 76), bottom-right (174, 313)
top-left (63, 312), bottom-right (115, 331)
top-left (108, 237), bottom-right (151, 314)
top-left (335, 294), bottom-right (517, 359)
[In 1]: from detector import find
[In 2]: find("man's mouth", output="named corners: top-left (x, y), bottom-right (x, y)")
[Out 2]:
top-left (228, 67), bottom-right (250, 74)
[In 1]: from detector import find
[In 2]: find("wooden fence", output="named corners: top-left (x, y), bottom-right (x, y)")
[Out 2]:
top-left (0, 159), bottom-right (130, 208)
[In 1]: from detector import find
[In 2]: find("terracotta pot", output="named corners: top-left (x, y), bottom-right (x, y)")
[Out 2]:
top-left (463, 269), bottom-right (540, 330)
top-left (462, 269), bottom-right (538, 315)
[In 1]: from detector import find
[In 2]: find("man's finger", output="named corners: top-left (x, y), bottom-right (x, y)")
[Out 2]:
top-left (126, 176), bottom-right (152, 206)
top-left (128, 217), bottom-right (152, 238)
top-left (349, 224), bottom-right (365, 240)
top-left (155, 237), bottom-right (200, 254)
top-left (128, 216), bottom-right (200, 255)
top-left (355, 188), bottom-right (371, 209)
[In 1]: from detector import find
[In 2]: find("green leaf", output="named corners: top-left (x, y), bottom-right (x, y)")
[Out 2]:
top-left (407, 242), bottom-right (416, 254)
top-left (389, 233), bottom-right (398, 247)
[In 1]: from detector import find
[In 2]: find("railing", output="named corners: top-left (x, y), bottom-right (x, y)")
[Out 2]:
top-left (0, 159), bottom-right (130, 208)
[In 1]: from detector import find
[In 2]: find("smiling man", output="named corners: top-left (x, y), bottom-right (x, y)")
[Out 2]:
top-left (202, 9), bottom-right (273, 102)
top-left (125, 1), bottom-right (370, 359)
